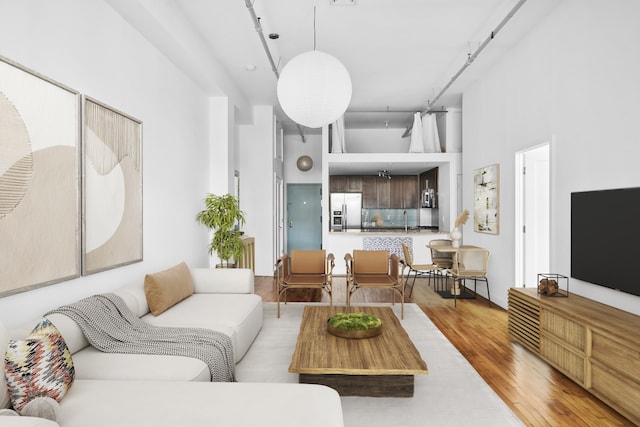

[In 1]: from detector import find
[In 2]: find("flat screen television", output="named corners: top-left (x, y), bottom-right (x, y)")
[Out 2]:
top-left (571, 187), bottom-right (640, 297)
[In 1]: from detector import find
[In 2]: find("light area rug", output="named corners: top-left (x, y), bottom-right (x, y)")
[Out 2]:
top-left (236, 302), bottom-right (524, 427)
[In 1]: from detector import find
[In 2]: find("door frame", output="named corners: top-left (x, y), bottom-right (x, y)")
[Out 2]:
top-left (515, 142), bottom-right (551, 287)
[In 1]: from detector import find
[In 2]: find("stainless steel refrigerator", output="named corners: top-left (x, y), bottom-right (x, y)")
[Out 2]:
top-left (330, 193), bottom-right (362, 231)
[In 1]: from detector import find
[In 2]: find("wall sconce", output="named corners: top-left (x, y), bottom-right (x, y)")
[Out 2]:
top-left (296, 155), bottom-right (313, 172)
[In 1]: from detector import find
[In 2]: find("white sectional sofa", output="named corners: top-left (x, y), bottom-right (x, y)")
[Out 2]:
top-left (1, 266), bottom-right (344, 427)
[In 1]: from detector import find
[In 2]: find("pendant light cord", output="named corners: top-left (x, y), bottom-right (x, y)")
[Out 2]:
top-left (313, 6), bottom-right (317, 50)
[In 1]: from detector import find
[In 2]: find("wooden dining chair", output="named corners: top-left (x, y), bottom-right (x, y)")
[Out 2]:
top-left (275, 250), bottom-right (334, 318)
top-left (344, 250), bottom-right (407, 318)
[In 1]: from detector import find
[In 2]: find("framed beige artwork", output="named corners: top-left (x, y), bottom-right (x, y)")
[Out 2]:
top-left (82, 97), bottom-right (142, 275)
top-left (0, 55), bottom-right (81, 296)
top-left (474, 163), bottom-right (499, 234)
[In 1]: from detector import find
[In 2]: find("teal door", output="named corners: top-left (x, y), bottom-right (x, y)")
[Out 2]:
top-left (286, 184), bottom-right (322, 251)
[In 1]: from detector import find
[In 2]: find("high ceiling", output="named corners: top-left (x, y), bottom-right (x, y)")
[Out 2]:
top-left (107, 0), bottom-right (557, 136)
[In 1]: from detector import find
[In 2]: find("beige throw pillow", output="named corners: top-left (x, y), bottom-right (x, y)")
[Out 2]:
top-left (144, 262), bottom-right (194, 316)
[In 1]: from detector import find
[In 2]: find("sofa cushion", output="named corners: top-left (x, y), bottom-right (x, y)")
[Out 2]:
top-left (20, 397), bottom-right (59, 422)
top-left (70, 346), bottom-right (210, 381)
top-left (56, 380), bottom-right (344, 427)
top-left (142, 293), bottom-right (263, 363)
top-left (144, 261), bottom-right (194, 316)
top-left (0, 417), bottom-right (59, 427)
top-left (43, 314), bottom-right (88, 355)
top-left (4, 320), bottom-right (75, 412)
top-left (112, 283), bottom-right (149, 317)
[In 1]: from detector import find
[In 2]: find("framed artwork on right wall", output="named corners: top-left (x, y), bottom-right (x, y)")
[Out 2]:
top-left (474, 163), bottom-right (500, 234)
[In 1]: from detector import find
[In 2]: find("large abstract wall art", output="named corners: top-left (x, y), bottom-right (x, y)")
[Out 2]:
top-left (82, 97), bottom-right (142, 275)
top-left (473, 163), bottom-right (500, 235)
top-left (0, 56), bottom-right (81, 296)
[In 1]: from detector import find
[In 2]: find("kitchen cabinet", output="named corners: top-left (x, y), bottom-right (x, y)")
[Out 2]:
top-left (419, 168), bottom-right (439, 208)
top-left (376, 178), bottom-right (391, 208)
top-left (361, 176), bottom-right (378, 208)
top-left (391, 176), bottom-right (419, 208)
top-left (332, 174), bottom-right (417, 208)
top-left (330, 175), bottom-right (347, 193)
top-left (330, 175), bottom-right (362, 193)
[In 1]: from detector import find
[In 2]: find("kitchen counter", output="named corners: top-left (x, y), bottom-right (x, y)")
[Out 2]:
top-left (331, 229), bottom-right (440, 235)
top-left (325, 229), bottom-right (451, 275)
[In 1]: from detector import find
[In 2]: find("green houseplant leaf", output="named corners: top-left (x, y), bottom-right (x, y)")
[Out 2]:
top-left (195, 193), bottom-right (246, 267)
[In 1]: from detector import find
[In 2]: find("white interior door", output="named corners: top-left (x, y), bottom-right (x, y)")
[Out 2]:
top-left (516, 143), bottom-right (550, 287)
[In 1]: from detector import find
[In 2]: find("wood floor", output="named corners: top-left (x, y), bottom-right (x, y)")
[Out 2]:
top-left (254, 275), bottom-right (634, 427)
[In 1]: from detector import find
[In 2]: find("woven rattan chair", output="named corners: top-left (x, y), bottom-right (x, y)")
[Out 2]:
top-left (401, 242), bottom-right (439, 297)
top-left (449, 247), bottom-right (491, 307)
top-left (428, 239), bottom-right (454, 291)
top-left (344, 250), bottom-right (407, 318)
top-left (275, 250), bottom-right (334, 317)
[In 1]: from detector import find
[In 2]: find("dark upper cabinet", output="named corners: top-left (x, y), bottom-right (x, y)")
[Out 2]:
top-left (403, 175), bottom-right (420, 208)
top-left (377, 178), bottom-right (391, 208)
top-left (419, 167), bottom-right (439, 207)
top-left (330, 175), bottom-right (347, 193)
top-left (390, 176), bottom-right (419, 208)
top-left (331, 174), bottom-right (418, 208)
top-left (330, 175), bottom-right (362, 193)
top-left (346, 176), bottom-right (362, 192)
top-left (362, 176), bottom-right (378, 208)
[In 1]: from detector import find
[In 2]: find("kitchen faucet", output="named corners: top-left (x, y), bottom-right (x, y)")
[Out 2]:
top-left (403, 210), bottom-right (407, 233)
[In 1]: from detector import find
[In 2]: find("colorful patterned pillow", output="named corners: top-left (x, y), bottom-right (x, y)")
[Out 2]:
top-left (4, 319), bottom-right (75, 412)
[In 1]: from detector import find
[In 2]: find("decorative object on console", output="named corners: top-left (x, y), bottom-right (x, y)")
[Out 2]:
top-left (0, 55), bottom-right (80, 296)
top-left (537, 273), bottom-right (569, 297)
top-left (296, 155), bottom-right (313, 172)
top-left (82, 97), bottom-right (142, 275)
top-left (450, 209), bottom-right (469, 248)
top-left (474, 163), bottom-right (500, 234)
top-left (196, 193), bottom-right (247, 268)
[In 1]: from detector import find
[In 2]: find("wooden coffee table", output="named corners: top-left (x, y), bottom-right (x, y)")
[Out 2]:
top-left (289, 305), bottom-right (428, 397)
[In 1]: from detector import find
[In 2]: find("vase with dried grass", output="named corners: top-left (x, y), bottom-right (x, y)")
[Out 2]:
top-left (451, 209), bottom-right (469, 248)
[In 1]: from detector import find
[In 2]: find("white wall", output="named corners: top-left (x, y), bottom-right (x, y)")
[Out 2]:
top-left (284, 133), bottom-right (323, 183)
top-left (0, 0), bottom-right (212, 327)
top-left (345, 128), bottom-right (410, 153)
top-left (462, 0), bottom-right (640, 314)
top-left (238, 106), bottom-right (275, 276)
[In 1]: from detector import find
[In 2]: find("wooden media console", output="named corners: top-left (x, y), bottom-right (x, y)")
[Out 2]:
top-left (508, 288), bottom-right (640, 425)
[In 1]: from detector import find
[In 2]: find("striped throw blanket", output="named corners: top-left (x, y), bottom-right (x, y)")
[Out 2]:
top-left (47, 293), bottom-right (235, 382)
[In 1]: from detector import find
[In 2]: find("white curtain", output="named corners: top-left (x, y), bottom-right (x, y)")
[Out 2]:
top-left (422, 113), bottom-right (441, 153)
top-left (330, 115), bottom-right (346, 153)
top-left (408, 112), bottom-right (424, 153)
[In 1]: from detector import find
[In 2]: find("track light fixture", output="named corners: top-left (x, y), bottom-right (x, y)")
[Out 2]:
top-left (378, 170), bottom-right (391, 179)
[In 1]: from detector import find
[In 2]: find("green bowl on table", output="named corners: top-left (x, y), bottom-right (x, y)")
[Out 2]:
top-left (327, 312), bottom-right (382, 339)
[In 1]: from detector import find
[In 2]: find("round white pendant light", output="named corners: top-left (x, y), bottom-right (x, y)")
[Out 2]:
top-left (277, 50), bottom-right (352, 129)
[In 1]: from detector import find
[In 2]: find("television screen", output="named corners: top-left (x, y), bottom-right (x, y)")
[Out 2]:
top-left (571, 187), bottom-right (640, 297)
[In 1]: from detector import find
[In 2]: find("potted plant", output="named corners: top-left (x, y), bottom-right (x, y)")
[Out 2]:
top-left (195, 193), bottom-right (246, 268)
